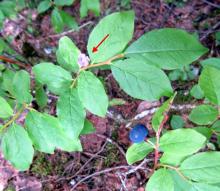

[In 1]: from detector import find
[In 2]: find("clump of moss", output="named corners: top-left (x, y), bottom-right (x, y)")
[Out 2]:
top-left (4, 185), bottom-right (15, 191)
top-left (31, 153), bottom-right (53, 177)
top-left (104, 143), bottom-right (120, 167)
top-left (31, 152), bottom-right (69, 177)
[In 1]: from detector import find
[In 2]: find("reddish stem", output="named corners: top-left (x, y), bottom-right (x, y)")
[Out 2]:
top-left (153, 115), bottom-right (169, 170)
top-left (0, 55), bottom-right (27, 69)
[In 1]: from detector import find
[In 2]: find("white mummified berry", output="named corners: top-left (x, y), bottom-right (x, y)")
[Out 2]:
top-left (77, 53), bottom-right (90, 68)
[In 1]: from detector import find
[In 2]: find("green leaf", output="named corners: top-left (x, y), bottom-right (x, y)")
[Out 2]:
top-left (180, 152), bottom-right (220, 184)
top-left (190, 84), bottom-right (204, 99)
top-left (12, 70), bottom-right (32, 104)
top-left (80, 0), bottom-right (100, 18)
top-left (77, 71), bottom-right (108, 117)
top-left (199, 66), bottom-right (220, 105)
top-left (170, 115), bottom-right (184, 129)
top-left (168, 69), bottom-right (182, 81)
top-left (160, 129), bottom-right (206, 166)
top-left (0, 10), bottom-right (4, 28)
top-left (146, 168), bottom-right (174, 191)
top-left (1, 124), bottom-right (34, 171)
top-left (0, 96), bottom-right (13, 119)
top-left (121, 0), bottom-right (131, 7)
top-left (189, 105), bottom-right (218, 125)
top-left (57, 88), bottom-right (86, 138)
top-left (126, 142), bottom-right (153, 165)
top-left (25, 110), bottom-right (82, 154)
top-left (2, 69), bottom-right (15, 94)
top-left (169, 170), bottom-right (192, 191)
top-left (51, 8), bottom-right (64, 33)
top-left (60, 11), bottom-right (78, 29)
top-left (33, 62), bottom-right (72, 95)
top-left (194, 126), bottom-right (212, 140)
top-left (16, 0), bottom-right (26, 10)
top-left (56, 36), bottom-right (80, 73)
top-left (80, 119), bottom-right (96, 135)
top-left (37, 0), bottom-right (51, 13)
top-left (54, 0), bottom-right (74, 6)
top-left (87, 11), bottom-right (134, 63)
top-left (169, 170), bottom-right (220, 191)
top-left (125, 28), bottom-right (208, 70)
top-left (152, 94), bottom-right (176, 131)
top-left (0, 1), bottom-right (15, 17)
top-left (190, 183), bottom-right (220, 191)
top-left (111, 57), bottom-right (173, 101)
top-left (201, 58), bottom-right (220, 70)
top-left (212, 120), bottom-right (220, 132)
top-left (35, 83), bottom-right (48, 108)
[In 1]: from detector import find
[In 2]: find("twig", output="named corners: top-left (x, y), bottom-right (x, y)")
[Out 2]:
top-left (153, 93), bottom-right (177, 170)
top-left (153, 115), bottom-right (169, 170)
top-left (200, 21), bottom-right (220, 41)
top-left (73, 141), bottom-right (107, 177)
top-left (57, 141), bottom-right (108, 182)
top-left (117, 172), bottom-right (128, 191)
top-left (126, 103), bottom-right (196, 128)
top-left (80, 54), bottom-right (124, 71)
top-left (70, 165), bottom-right (132, 190)
top-left (106, 109), bottom-right (127, 124)
top-left (0, 55), bottom-right (28, 69)
top-left (39, 21), bottom-right (94, 40)
top-left (96, 134), bottom-right (126, 157)
top-left (202, 0), bottom-right (220, 9)
top-left (125, 158), bottom-right (153, 176)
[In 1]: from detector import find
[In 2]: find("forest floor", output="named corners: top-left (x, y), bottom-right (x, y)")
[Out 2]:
top-left (0, 0), bottom-right (220, 190)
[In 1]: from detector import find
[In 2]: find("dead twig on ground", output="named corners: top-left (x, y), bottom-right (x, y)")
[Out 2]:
top-left (202, 0), bottom-right (220, 9)
top-left (96, 134), bottom-right (126, 157)
top-left (57, 141), bottom-right (108, 182)
top-left (70, 164), bottom-right (145, 190)
top-left (39, 21), bottom-right (94, 41)
top-left (200, 21), bottom-right (220, 41)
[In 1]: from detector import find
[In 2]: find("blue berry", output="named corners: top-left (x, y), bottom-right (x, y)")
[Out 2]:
top-left (129, 124), bottom-right (148, 143)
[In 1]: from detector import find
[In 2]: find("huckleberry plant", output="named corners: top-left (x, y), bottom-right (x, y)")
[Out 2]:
top-left (38, 0), bottom-right (100, 33)
top-left (1, 10), bottom-right (220, 190)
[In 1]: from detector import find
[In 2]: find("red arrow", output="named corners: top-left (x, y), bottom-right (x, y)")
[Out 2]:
top-left (92, 34), bottom-right (109, 53)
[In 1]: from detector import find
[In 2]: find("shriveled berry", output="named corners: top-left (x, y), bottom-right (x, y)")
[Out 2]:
top-left (129, 124), bottom-right (148, 143)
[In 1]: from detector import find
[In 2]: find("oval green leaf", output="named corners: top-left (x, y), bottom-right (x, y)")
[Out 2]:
top-left (57, 88), bottom-right (86, 138)
top-left (0, 96), bottom-right (13, 119)
top-left (126, 28), bottom-right (208, 70)
top-left (180, 152), bottom-right (220, 184)
top-left (111, 57), bottom-right (173, 101)
top-left (126, 142), bottom-right (153, 165)
top-left (56, 36), bottom-right (80, 73)
top-left (1, 124), bottom-right (34, 171)
top-left (87, 11), bottom-right (134, 63)
top-left (199, 66), bottom-right (220, 105)
top-left (33, 62), bottom-right (72, 95)
top-left (146, 168), bottom-right (174, 191)
top-left (77, 71), bottom-right (108, 117)
top-left (189, 105), bottom-right (218, 125)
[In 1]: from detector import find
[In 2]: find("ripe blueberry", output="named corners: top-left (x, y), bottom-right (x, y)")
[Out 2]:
top-left (129, 124), bottom-right (148, 143)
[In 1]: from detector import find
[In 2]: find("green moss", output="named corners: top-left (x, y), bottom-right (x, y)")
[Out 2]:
top-left (104, 143), bottom-right (120, 167)
top-left (4, 185), bottom-right (15, 191)
top-left (31, 153), bottom-right (53, 176)
top-left (31, 152), bottom-right (69, 177)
